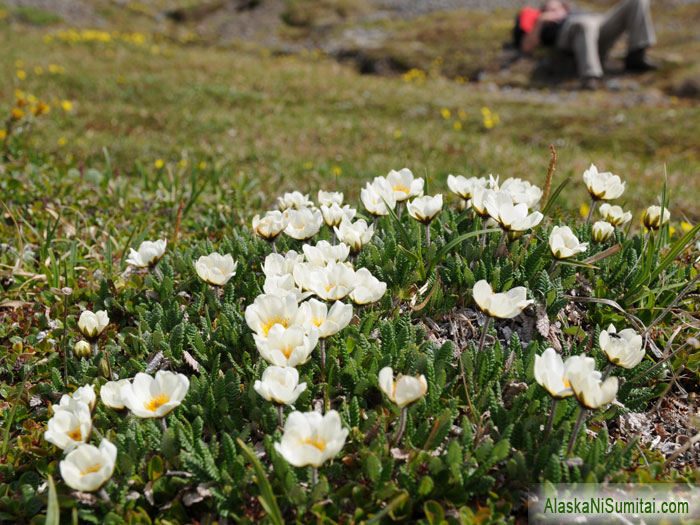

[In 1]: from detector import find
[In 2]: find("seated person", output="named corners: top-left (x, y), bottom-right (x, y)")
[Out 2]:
top-left (513, 0), bottom-right (657, 88)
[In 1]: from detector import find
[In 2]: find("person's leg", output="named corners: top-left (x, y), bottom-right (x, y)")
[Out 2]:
top-left (598, 0), bottom-right (656, 62)
top-left (557, 14), bottom-right (604, 79)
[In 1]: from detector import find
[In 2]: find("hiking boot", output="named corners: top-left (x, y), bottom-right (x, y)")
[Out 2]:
top-left (581, 76), bottom-right (602, 91)
top-left (625, 48), bottom-right (657, 73)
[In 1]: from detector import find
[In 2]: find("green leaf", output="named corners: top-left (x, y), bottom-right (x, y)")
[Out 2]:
top-left (425, 228), bottom-right (500, 278)
top-left (46, 475), bottom-right (59, 525)
top-left (236, 438), bottom-right (284, 525)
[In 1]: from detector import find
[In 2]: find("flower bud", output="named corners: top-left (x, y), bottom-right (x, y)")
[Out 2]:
top-left (642, 205), bottom-right (670, 230)
top-left (74, 340), bottom-right (91, 358)
top-left (12, 341), bottom-right (23, 353)
top-left (98, 358), bottom-right (111, 378)
top-left (591, 221), bottom-right (614, 243)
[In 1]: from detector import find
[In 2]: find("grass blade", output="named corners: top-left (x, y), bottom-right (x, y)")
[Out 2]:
top-left (46, 475), bottom-right (60, 525)
top-left (236, 438), bottom-right (284, 525)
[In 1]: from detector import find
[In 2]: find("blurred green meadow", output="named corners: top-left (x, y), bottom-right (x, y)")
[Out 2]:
top-left (0, 0), bottom-right (699, 220)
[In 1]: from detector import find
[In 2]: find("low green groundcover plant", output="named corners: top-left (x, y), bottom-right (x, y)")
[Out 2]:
top-left (1, 145), bottom-right (699, 524)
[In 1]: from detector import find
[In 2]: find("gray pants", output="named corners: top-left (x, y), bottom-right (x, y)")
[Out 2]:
top-left (557, 0), bottom-right (656, 78)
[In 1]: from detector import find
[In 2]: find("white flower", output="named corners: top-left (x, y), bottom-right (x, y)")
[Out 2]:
top-left (284, 208), bottom-right (323, 240)
top-left (195, 252), bottom-right (237, 286)
top-left (100, 379), bottom-right (131, 410)
top-left (472, 280), bottom-right (533, 319)
top-left (565, 355), bottom-right (618, 409)
top-left (484, 191), bottom-right (543, 232)
top-left (263, 251), bottom-right (303, 277)
top-left (407, 194), bottom-right (443, 224)
top-left (334, 219), bottom-right (374, 254)
top-left (45, 399), bottom-right (92, 451)
top-left (297, 299), bottom-right (353, 338)
top-left (642, 205), bottom-right (670, 230)
top-left (549, 225), bottom-right (588, 259)
top-left (321, 203), bottom-right (356, 227)
top-left (126, 239), bottom-right (167, 267)
top-left (74, 340), bottom-right (91, 358)
top-left (591, 221), bottom-right (614, 243)
top-left (274, 410), bottom-right (348, 467)
top-left (59, 439), bottom-right (117, 492)
top-left (470, 186), bottom-right (495, 218)
top-left (317, 190), bottom-right (343, 207)
top-left (78, 310), bottom-right (109, 339)
top-left (252, 210), bottom-right (289, 240)
top-left (292, 262), bottom-right (315, 292)
top-left (263, 273), bottom-right (311, 302)
top-left (447, 174), bottom-right (479, 200)
top-left (582, 164), bottom-right (625, 200)
top-left (308, 262), bottom-right (356, 301)
top-left (254, 324), bottom-right (319, 367)
top-left (378, 366), bottom-right (427, 407)
top-left (499, 178), bottom-right (543, 209)
top-left (302, 241), bottom-right (350, 266)
top-left (120, 371), bottom-right (190, 418)
top-left (534, 348), bottom-right (574, 398)
top-left (361, 178), bottom-right (396, 216)
top-left (72, 385), bottom-right (97, 411)
top-left (277, 191), bottom-right (313, 211)
top-left (245, 294), bottom-right (300, 337)
top-left (349, 268), bottom-right (386, 305)
top-left (598, 203), bottom-right (632, 226)
top-left (386, 168), bottom-right (424, 201)
top-left (599, 324), bottom-right (644, 368)
top-left (254, 366), bottom-right (307, 405)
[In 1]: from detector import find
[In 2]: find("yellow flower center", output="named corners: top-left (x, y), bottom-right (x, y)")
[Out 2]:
top-left (144, 392), bottom-right (170, 412)
top-left (281, 345), bottom-right (294, 359)
top-left (562, 378), bottom-right (571, 388)
top-left (393, 184), bottom-right (410, 194)
top-left (311, 317), bottom-right (324, 327)
top-left (324, 284), bottom-right (336, 293)
top-left (260, 316), bottom-right (288, 337)
top-left (67, 427), bottom-right (82, 441)
top-left (80, 463), bottom-right (102, 476)
top-left (301, 436), bottom-right (327, 452)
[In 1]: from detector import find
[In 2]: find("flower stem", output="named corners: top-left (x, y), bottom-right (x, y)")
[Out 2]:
top-left (458, 350), bottom-right (477, 424)
top-left (391, 406), bottom-right (408, 446)
top-left (271, 238), bottom-right (277, 253)
top-left (62, 292), bottom-right (69, 385)
top-left (425, 222), bottom-right (431, 249)
top-left (601, 363), bottom-right (614, 381)
top-left (320, 338), bottom-right (326, 372)
top-left (397, 202), bottom-right (402, 220)
top-left (277, 404), bottom-right (284, 429)
top-left (477, 316), bottom-right (491, 353)
top-left (160, 417), bottom-right (168, 432)
top-left (567, 406), bottom-right (588, 455)
top-left (496, 230), bottom-right (507, 257)
top-left (585, 198), bottom-right (596, 226)
top-left (548, 259), bottom-right (558, 274)
top-left (312, 467), bottom-right (319, 487)
top-left (544, 398), bottom-right (559, 439)
top-left (331, 229), bottom-right (336, 244)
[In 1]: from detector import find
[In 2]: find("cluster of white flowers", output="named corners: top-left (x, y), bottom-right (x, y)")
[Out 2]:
top-left (45, 366), bottom-right (189, 491)
top-left (43, 385), bottom-right (117, 492)
top-left (247, 186), bottom-right (396, 470)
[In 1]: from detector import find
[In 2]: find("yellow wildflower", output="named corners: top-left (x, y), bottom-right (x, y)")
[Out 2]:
top-left (11, 107), bottom-right (25, 120)
top-left (155, 159), bottom-right (164, 169)
top-left (34, 66), bottom-right (44, 75)
top-left (331, 166), bottom-right (342, 177)
top-left (61, 100), bottom-right (73, 112)
top-left (199, 161), bottom-right (207, 170)
top-left (580, 203), bottom-right (590, 218)
top-left (0, 130), bottom-right (6, 140)
top-left (681, 221), bottom-right (693, 232)
top-left (440, 108), bottom-right (451, 119)
top-left (58, 137), bottom-right (68, 147)
top-left (458, 109), bottom-right (467, 120)
top-left (453, 121), bottom-right (462, 131)
top-left (393, 129), bottom-right (402, 139)
top-left (16, 70), bottom-right (26, 80)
